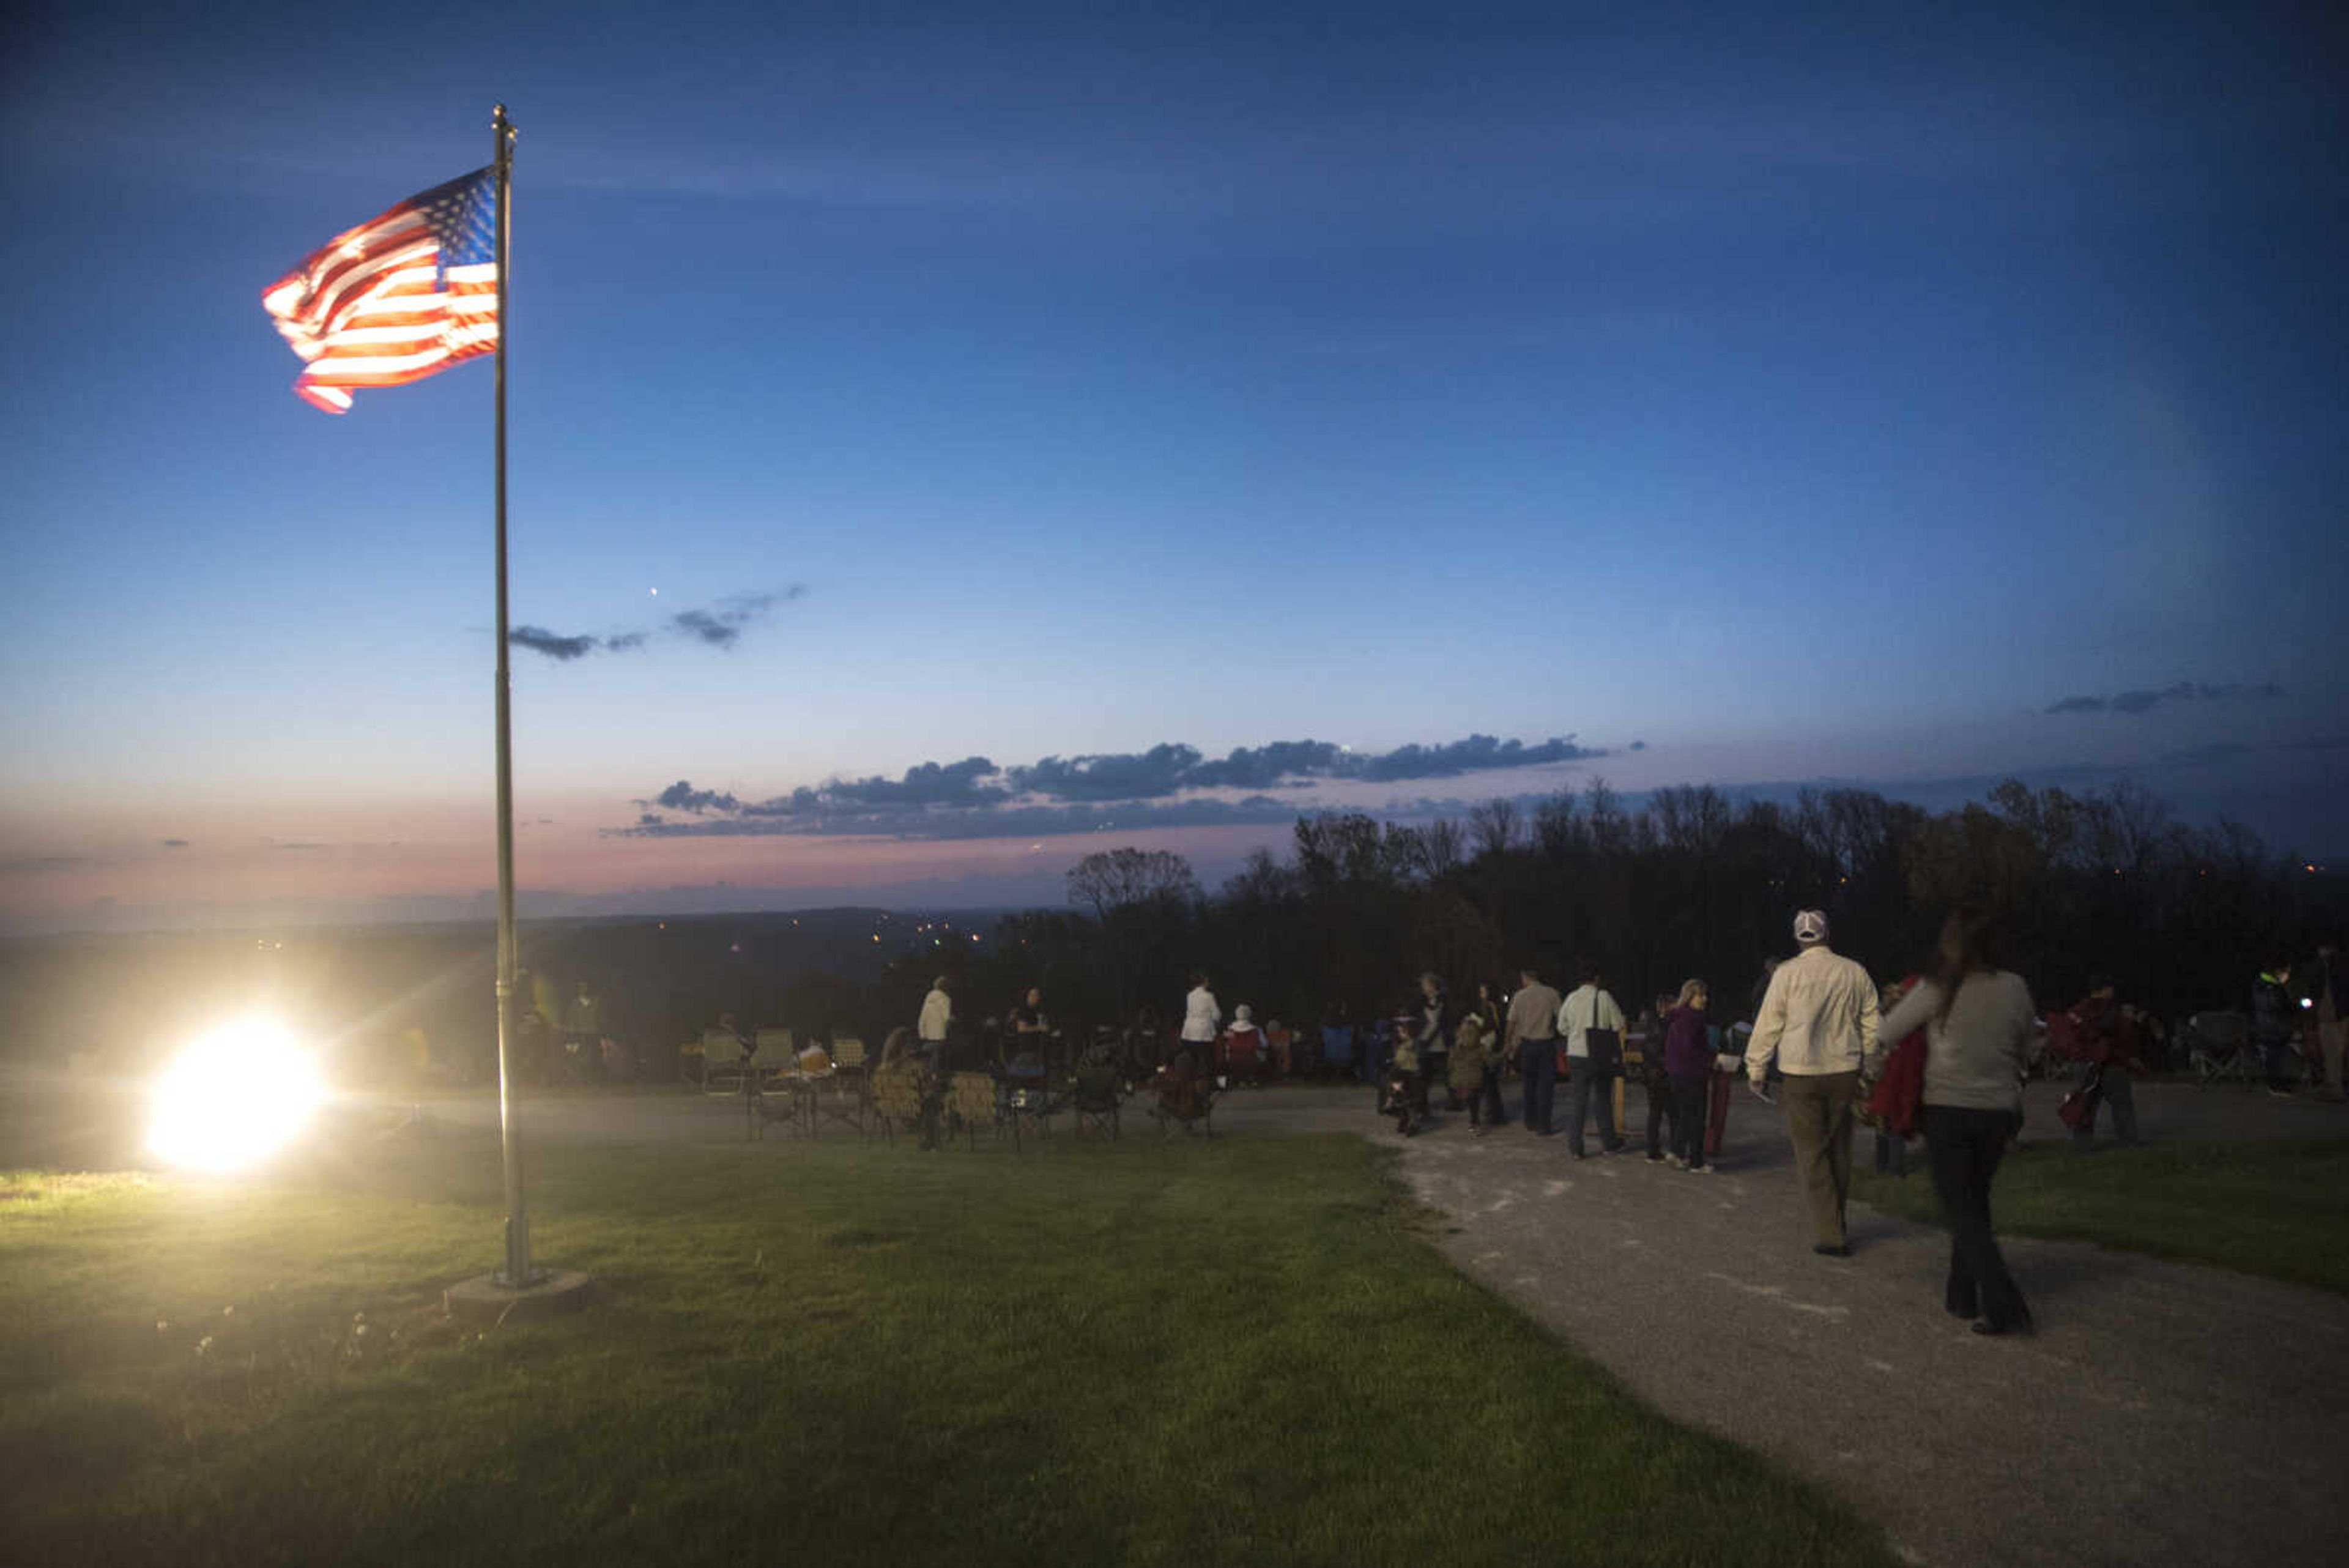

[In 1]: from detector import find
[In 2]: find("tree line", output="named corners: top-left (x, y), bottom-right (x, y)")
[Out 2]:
top-left (892, 778), bottom-right (2336, 1035)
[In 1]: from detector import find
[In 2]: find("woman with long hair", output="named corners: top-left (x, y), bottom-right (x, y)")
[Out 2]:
top-left (1874, 905), bottom-right (2038, 1335)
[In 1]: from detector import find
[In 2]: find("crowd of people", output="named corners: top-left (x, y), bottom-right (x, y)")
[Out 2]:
top-left (864, 905), bottom-right (2347, 1340)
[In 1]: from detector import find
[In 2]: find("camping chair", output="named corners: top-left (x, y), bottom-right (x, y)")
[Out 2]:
top-left (829, 1033), bottom-right (870, 1099)
top-left (867, 1060), bottom-right (928, 1147)
top-left (748, 1029), bottom-right (815, 1139)
top-left (809, 1038), bottom-right (866, 1136)
top-left (947, 1071), bottom-right (1008, 1150)
top-left (1072, 1054), bottom-right (1124, 1140)
top-left (2183, 1010), bottom-right (2255, 1087)
top-left (1151, 1063), bottom-right (1222, 1136)
top-left (700, 1028), bottom-right (755, 1096)
top-left (1220, 1026), bottom-right (1265, 1083)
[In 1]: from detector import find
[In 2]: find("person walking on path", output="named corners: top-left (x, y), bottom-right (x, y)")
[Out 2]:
top-left (917, 975), bottom-right (954, 1075)
top-left (1504, 964), bottom-right (1564, 1134)
top-left (1558, 965), bottom-right (1629, 1159)
top-left (1745, 910), bottom-right (1879, 1255)
top-left (1876, 905), bottom-right (2038, 1336)
top-left (1660, 979), bottom-right (1714, 1172)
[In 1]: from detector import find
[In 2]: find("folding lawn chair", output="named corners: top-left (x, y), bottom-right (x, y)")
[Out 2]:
top-left (1072, 1055), bottom-right (1124, 1139)
top-left (867, 1060), bottom-right (927, 1147)
top-left (948, 1071), bottom-right (1008, 1150)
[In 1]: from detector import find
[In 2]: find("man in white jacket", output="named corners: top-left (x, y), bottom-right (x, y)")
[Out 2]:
top-left (1745, 910), bottom-right (1880, 1256)
top-left (1181, 972), bottom-right (1222, 1066)
top-left (1557, 965), bottom-right (1629, 1158)
top-left (918, 975), bottom-right (953, 1071)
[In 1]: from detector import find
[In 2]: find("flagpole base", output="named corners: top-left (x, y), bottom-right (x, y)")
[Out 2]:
top-left (444, 1267), bottom-right (596, 1322)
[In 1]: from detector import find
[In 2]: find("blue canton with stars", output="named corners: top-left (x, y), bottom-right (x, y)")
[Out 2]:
top-left (411, 166), bottom-right (497, 279)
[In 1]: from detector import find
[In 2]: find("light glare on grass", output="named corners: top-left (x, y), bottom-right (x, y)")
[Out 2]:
top-left (147, 1020), bottom-right (325, 1172)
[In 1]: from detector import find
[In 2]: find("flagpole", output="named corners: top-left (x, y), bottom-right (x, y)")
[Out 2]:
top-left (489, 102), bottom-right (535, 1290)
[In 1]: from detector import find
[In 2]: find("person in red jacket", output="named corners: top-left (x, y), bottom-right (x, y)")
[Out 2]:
top-left (2067, 975), bottom-right (2146, 1149)
top-left (1865, 975), bottom-right (1923, 1176)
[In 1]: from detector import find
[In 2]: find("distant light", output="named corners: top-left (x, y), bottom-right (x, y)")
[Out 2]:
top-left (147, 1020), bottom-right (323, 1173)
top-left (872, 935), bottom-right (880, 943)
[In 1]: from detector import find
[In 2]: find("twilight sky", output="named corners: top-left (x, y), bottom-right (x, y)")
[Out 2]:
top-left (2, 2), bottom-right (2344, 933)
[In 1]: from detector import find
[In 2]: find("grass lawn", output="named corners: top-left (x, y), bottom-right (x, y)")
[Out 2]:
top-left (0, 1105), bottom-right (1894, 1568)
top-left (1852, 1134), bottom-right (2349, 1296)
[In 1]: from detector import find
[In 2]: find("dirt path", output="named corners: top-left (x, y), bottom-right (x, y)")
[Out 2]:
top-left (1216, 1080), bottom-right (2349, 1568)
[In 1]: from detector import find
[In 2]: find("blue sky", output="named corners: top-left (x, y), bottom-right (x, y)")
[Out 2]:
top-left (2, 2), bottom-right (2343, 931)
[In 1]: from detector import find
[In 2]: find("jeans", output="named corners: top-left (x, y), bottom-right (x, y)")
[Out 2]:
top-left (1521, 1044), bottom-right (1557, 1133)
top-left (2071, 1060), bottom-right (2139, 1146)
top-left (1923, 1103), bottom-right (2029, 1329)
top-left (1872, 1129), bottom-right (1907, 1175)
top-left (1563, 1057), bottom-right (1622, 1156)
top-left (1474, 1062), bottom-right (1506, 1126)
top-left (1643, 1076), bottom-right (1675, 1156)
top-left (1669, 1076), bottom-right (1709, 1167)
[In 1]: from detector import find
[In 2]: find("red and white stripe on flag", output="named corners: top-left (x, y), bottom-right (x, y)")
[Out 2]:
top-left (261, 167), bottom-right (499, 414)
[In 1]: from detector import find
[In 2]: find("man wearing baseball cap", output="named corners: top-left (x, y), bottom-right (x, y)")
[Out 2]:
top-left (1745, 909), bottom-right (1880, 1256)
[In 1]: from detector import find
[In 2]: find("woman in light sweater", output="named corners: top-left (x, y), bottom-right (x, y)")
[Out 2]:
top-left (1874, 905), bottom-right (2037, 1337)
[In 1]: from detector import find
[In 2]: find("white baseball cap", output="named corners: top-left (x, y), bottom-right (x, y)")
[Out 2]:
top-left (1793, 909), bottom-right (1830, 944)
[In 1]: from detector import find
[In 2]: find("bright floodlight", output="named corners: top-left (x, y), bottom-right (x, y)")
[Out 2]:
top-left (147, 1020), bottom-right (325, 1172)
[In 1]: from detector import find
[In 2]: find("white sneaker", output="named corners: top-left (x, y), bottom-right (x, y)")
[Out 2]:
top-left (1669, 1154), bottom-right (1687, 1170)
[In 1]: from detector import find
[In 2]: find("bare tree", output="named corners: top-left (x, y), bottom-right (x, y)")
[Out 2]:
top-left (1066, 847), bottom-right (1200, 920)
top-left (1467, 797), bottom-right (1521, 858)
top-left (1532, 789), bottom-right (1581, 860)
top-left (1420, 816), bottom-right (1466, 880)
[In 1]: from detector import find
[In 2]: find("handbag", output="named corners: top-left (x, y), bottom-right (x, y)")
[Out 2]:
top-left (2056, 1065), bottom-right (2103, 1131)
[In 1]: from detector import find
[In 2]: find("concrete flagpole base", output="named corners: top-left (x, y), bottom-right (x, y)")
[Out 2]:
top-left (445, 1268), bottom-right (596, 1322)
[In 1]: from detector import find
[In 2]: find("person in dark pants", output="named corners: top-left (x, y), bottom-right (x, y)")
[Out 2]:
top-left (1922, 1105), bottom-right (2028, 1327)
top-left (1660, 979), bottom-right (1715, 1172)
top-left (1638, 997), bottom-right (1676, 1161)
top-left (1876, 905), bottom-right (2037, 1335)
top-left (1504, 963), bottom-right (1564, 1134)
top-left (2067, 976), bottom-right (2145, 1150)
top-left (1558, 965), bottom-right (1628, 1159)
top-left (2252, 962), bottom-right (2299, 1098)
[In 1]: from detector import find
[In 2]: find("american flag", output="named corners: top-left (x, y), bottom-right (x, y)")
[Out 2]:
top-left (261, 167), bottom-right (499, 414)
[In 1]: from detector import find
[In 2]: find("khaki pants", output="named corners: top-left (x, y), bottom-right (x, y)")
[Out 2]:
top-left (1781, 1071), bottom-right (1860, 1247)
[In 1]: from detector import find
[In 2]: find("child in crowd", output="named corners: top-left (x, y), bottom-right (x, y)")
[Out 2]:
top-left (1449, 1013), bottom-right (1496, 1135)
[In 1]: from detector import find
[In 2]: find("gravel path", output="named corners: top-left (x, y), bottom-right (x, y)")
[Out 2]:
top-left (1216, 1079), bottom-right (2349, 1568)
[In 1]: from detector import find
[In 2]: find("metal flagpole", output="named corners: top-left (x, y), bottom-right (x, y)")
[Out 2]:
top-left (489, 102), bottom-right (536, 1289)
